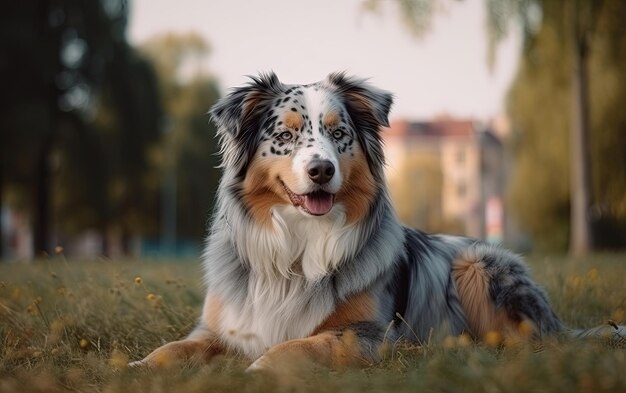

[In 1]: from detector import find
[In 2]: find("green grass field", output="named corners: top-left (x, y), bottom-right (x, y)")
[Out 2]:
top-left (1, 254), bottom-right (625, 392)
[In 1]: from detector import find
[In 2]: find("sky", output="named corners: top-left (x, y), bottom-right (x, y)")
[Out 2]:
top-left (128, 0), bottom-right (521, 121)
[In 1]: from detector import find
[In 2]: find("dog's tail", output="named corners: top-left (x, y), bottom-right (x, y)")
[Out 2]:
top-left (568, 321), bottom-right (626, 342)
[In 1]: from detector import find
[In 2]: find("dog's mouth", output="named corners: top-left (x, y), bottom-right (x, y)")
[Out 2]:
top-left (280, 180), bottom-right (335, 216)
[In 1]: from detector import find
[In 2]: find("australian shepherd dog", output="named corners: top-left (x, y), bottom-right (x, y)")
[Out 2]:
top-left (131, 72), bottom-right (620, 372)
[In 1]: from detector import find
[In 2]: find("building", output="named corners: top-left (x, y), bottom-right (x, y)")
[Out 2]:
top-left (383, 117), bottom-right (506, 242)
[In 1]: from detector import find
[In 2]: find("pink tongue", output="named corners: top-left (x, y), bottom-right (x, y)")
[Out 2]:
top-left (303, 192), bottom-right (334, 215)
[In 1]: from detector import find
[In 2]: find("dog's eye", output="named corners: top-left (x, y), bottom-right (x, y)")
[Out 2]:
top-left (332, 130), bottom-right (345, 140)
top-left (279, 131), bottom-right (293, 141)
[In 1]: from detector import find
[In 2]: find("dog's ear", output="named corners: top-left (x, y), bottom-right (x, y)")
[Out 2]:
top-left (325, 72), bottom-right (393, 129)
top-left (210, 72), bottom-right (285, 137)
top-left (210, 72), bottom-right (285, 173)
top-left (325, 72), bottom-right (393, 179)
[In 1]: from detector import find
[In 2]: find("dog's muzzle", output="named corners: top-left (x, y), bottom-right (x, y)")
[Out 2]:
top-left (306, 159), bottom-right (335, 185)
top-left (281, 180), bottom-right (335, 216)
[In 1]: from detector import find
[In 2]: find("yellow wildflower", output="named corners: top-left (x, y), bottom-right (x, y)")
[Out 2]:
top-left (109, 349), bottom-right (129, 369)
top-left (443, 335), bottom-right (457, 349)
top-left (79, 338), bottom-right (89, 349)
top-left (457, 333), bottom-right (472, 347)
top-left (484, 330), bottom-right (503, 347)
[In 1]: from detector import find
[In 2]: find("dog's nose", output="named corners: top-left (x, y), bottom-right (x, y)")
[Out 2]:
top-left (307, 160), bottom-right (335, 184)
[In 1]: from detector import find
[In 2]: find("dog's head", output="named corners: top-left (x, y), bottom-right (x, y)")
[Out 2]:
top-left (210, 72), bottom-right (392, 225)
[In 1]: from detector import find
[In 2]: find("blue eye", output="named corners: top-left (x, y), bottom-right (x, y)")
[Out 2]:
top-left (280, 131), bottom-right (293, 141)
top-left (332, 129), bottom-right (345, 139)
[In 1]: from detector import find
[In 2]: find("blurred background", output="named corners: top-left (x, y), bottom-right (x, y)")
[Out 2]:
top-left (1, 0), bottom-right (625, 261)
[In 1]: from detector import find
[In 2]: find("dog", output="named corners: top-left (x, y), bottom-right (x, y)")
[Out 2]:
top-left (130, 72), bottom-right (620, 372)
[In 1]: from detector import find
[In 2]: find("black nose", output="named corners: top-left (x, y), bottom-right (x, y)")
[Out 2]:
top-left (307, 160), bottom-right (335, 184)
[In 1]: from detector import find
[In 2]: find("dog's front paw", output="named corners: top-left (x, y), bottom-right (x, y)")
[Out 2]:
top-left (127, 359), bottom-right (149, 368)
top-left (127, 350), bottom-right (176, 369)
top-left (129, 338), bottom-right (225, 369)
top-left (127, 341), bottom-right (194, 369)
top-left (245, 355), bottom-right (272, 373)
top-left (246, 353), bottom-right (313, 388)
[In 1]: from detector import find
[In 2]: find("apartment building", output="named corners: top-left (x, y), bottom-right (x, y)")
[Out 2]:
top-left (384, 117), bottom-right (505, 242)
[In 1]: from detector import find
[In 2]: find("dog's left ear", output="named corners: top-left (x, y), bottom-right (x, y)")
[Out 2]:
top-left (325, 72), bottom-right (393, 129)
top-left (325, 73), bottom-right (393, 179)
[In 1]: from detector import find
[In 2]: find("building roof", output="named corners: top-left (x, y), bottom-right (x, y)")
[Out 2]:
top-left (385, 118), bottom-right (479, 139)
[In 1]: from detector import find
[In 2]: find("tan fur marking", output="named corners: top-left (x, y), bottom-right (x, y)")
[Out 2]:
top-left (335, 149), bottom-right (377, 224)
top-left (253, 331), bottom-right (367, 371)
top-left (453, 259), bottom-right (497, 338)
top-left (323, 111), bottom-right (340, 128)
top-left (202, 295), bottom-right (223, 333)
top-left (242, 156), bottom-right (295, 227)
top-left (314, 292), bottom-right (377, 334)
top-left (283, 111), bottom-right (303, 130)
top-left (134, 298), bottom-right (225, 368)
top-left (138, 338), bottom-right (225, 368)
top-left (453, 258), bottom-right (526, 339)
top-left (251, 292), bottom-right (378, 371)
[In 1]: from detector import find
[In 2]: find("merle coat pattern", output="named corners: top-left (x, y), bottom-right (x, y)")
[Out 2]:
top-left (131, 72), bottom-right (570, 372)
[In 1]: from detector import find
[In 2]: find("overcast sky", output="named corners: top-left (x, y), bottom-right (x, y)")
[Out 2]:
top-left (128, 0), bottom-right (521, 121)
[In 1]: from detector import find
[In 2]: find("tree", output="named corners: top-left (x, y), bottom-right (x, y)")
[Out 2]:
top-left (139, 33), bottom-right (222, 248)
top-left (0, 0), bottom-right (163, 257)
top-left (1, 1), bottom-right (67, 257)
top-left (507, 1), bottom-right (626, 251)
top-left (52, 49), bottom-right (163, 255)
top-left (505, 19), bottom-right (571, 250)
top-left (486, 0), bottom-right (602, 256)
top-left (366, 0), bottom-right (626, 253)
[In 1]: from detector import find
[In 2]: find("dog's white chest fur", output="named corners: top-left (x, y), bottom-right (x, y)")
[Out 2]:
top-left (212, 204), bottom-right (364, 358)
top-left (217, 274), bottom-right (330, 358)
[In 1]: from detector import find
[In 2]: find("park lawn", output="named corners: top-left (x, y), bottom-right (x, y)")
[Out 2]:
top-left (0, 254), bottom-right (625, 392)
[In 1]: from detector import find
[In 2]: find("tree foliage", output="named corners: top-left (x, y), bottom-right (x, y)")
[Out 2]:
top-left (363, 0), bottom-right (438, 37)
top-left (0, 0), bottom-right (163, 256)
top-left (391, 153), bottom-right (441, 230)
top-left (506, 17), bottom-right (571, 250)
top-left (53, 50), bottom-right (163, 240)
top-left (139, 33), bottom-right (221, 242)
top-left (507, 0), bottom-right (626, 251)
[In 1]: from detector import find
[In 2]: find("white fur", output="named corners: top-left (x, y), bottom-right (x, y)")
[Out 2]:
top-left (257, 204), bottom-right (366, 280)
top-left (215, 274), bottom-right (329, 358)
top-left (203, 190), bottom-right (372, 358)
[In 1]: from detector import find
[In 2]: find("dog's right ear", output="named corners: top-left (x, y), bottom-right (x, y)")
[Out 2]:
top-left (210, 72), bottom-right (285, 137)
top-left (210, 72), bottom-right (285, 173)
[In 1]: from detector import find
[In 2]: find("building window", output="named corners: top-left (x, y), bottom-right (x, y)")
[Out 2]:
top-left (457, 182), bottom-right (466, 199)
top-left (456, 149), bottom-right (465, 164)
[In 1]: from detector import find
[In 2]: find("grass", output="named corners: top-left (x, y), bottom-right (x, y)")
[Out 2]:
top-left (0, 254), bottom-right (625, 392)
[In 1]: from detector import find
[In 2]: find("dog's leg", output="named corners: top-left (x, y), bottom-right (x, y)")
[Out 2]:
top-left (247, 322), bottom-right (385, 373)
top-left (130, 295), bottom-right (227, 368)
top-left (129, 327), bottom-right (225, 368)
top-left (452, 244), bottom-right (563, 340)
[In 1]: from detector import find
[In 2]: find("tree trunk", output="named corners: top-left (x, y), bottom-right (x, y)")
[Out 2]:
top-left (33, 135), bottom-right (53, 258)
top-left (0, 167), bottom-right (4, 260)
top-left (569, 23), bottom-right (593, 257)
top-left (32, 0), bottom-right (59, 259)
